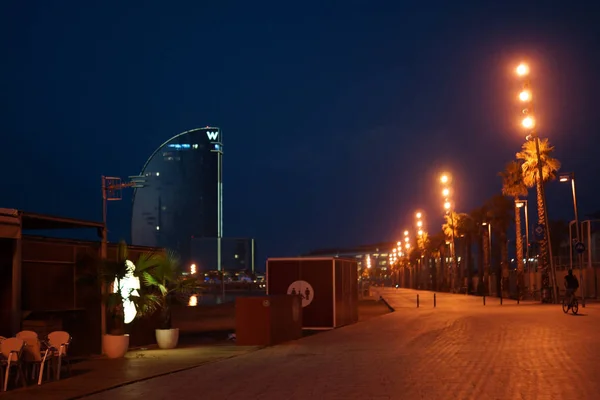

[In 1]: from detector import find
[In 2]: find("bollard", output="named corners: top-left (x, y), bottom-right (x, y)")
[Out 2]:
top-left (517, 297), bottom-right (520, 305)
top-left (417, 294), bottom-right (420, 308)
top-left (433, 293), bottom-right (437, 308)
top-left (500, 295), bottom-right (503, 305)
top-left (483, 295), bottom-right (486, 306)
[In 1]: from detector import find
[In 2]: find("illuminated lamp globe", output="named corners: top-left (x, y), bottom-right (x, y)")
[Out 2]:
top-left (519, 90), bottom-right (531, 102)
top-left (522, 116), bottom-right (535, 129)
top-left (516, 63), bottom-right (529, 76)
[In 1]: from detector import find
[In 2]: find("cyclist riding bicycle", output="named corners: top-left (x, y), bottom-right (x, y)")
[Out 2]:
top-left (564, 269), bottom-right (579, 309)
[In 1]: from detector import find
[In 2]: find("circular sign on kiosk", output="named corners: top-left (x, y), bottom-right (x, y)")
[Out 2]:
top-left (287, 280), bottom-right (314, 308)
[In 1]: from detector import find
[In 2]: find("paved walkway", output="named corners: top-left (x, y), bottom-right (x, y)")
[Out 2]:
top-left (78, 288), bottom-right (600, 399)
top-left (2, 299), bottom-right (389, 399)
top-left (1, 344), bottom-right (259, 400)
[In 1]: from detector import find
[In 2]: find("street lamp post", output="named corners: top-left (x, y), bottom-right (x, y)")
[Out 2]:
top-left (560, 173), bottom-right (585, 306)
top-left (568, 220), bottom-right (576, 270)
top-left (100, 175), bottom-right (146, 342)
top-left (441, 174), bottom-right (458, 292)
top-left (482, 222), bottom-right (492, 295)
top-left (516, 200), bottom-right (530, 273)
top-left (416, 211), bottom-right (425, 289)
top-left (516, 63), bottom-right (558, 303)
top-left (404, 233), bottom-right (412, 288)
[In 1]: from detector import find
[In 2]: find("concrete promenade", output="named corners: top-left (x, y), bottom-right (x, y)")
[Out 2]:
top-left (79, 288), bottom-right (600, 400)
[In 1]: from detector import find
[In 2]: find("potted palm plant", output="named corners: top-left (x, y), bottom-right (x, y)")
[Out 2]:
top-left (137, 250), bottom-right (196, 349)
top-left (100, 241), bottom-right (159, 358)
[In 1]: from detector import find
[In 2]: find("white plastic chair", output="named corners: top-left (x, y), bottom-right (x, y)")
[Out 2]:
top-left (0, 337), bottom-right (5, 383)
top-left (15, 331), bottom-right (37, 340)
top-left (1, 338), bottom-right (26, 391)
top-left (47, 331), bottom-right (71, 380)
top-left (19, 332), bottom-right (56, 386)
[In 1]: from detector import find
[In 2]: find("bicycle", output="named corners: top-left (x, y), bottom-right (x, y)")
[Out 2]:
top-left (562, 294), bottom-right (579, 315)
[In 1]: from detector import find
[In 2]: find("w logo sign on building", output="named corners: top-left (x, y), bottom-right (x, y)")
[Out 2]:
top-left (206, 131), bottom-right (219, 141)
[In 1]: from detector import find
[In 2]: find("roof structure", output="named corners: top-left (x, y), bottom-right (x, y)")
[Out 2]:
top-left (0, 208), bottom-right (103, 237)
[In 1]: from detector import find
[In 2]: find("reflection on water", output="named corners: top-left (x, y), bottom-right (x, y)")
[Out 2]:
top-left (185, 291), bottom-right (266, 306)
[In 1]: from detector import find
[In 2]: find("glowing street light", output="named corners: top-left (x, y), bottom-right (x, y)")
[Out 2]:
top-left (416, 212), bottom-right (422, 219)
top-left (516, 63), bottom-right (529, 76)
top-left (404, 230), bottom-right (409, 236)
top-left (440, 171), bottom-right (458, 291)
top-left (514, 61), bottom-right (557, 303)
top-left (519, 90), bottom-right (532, 102)
top-left (405, 237), bottom-right (409, 243)
top-left (190, 263), bottom-right (197, 275)
top-left (522, 116), bottom-right (535, 129)
top-left (418, 229), bottom-right (423, 236)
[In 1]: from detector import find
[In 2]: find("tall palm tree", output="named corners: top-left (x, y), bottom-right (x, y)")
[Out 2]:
top-left (416, 232), bottom-right (430, 289)
top-left (469, 206), bottom-right (488, 294)
top-left (485, 195), bottom-right (513, 297)
top-left (442, 211), bottom-right (471, 291)
top-left (500, 160), bottom-right (529, 298)
top-left (460, 214), bottom-right (478, 294)
top-left (427, 230), bottom-right (447, 291)
top-left (516, 138), bottom-right (561, 298)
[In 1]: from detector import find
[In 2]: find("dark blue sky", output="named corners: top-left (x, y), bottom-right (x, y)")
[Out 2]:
top-left (2, 1), bottom-right (600, 261)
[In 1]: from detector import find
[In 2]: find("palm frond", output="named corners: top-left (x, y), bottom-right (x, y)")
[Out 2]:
top-left (516, 137), bottom-right (560, 187)
top-left (500, 160), bottom-right (528, 198)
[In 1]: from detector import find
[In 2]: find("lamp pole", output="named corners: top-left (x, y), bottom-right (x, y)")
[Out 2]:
top-left (100, 175), bottom-right (146, 344)
top-left (483, 222), bottom-right (492, 295)
top-left (416, 211), bottom-right (425, 289)
top-left (560, 173), bottom-right (585, 306)
top-left (441, 174), bottom-right (458, 292)
top-left (516, 63), bottom-right (558, 303)
top-left (516, 200), bottom-right (529, 272)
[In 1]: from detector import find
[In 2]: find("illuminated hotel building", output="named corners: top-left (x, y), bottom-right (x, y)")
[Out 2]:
top-left (131, 127), bottom-right (223, 268)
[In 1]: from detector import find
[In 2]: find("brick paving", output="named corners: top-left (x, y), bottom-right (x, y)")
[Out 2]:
top-left (0, 344), bottom-right (259, 400)
top-left (79, 288), bottom-right (600, 400)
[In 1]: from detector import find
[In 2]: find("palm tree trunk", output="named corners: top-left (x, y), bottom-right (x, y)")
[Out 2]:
top-left (466, 233), bottom-right (473, 294)
top-left (500, 233), bottom-right (509, 297)
top-left (477, 231), bottom-right (484, 295)
top-left (440, 245), bottom-right (447, 291)
top-left (483, 230), bottom-right (490, 295)
top-left (515, 199), bottom-right (525, 298)
top-left (536, 177), bottom-right (551, 299)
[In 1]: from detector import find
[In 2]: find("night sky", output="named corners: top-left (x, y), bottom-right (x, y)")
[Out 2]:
top-left (2, 1), bottom-right (600, 265)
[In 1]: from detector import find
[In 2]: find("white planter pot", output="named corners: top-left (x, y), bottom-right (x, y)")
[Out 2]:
top-left (155, 328), bottom-right (179, 349)
top-left (102, 334), bottom-right (130, 359)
